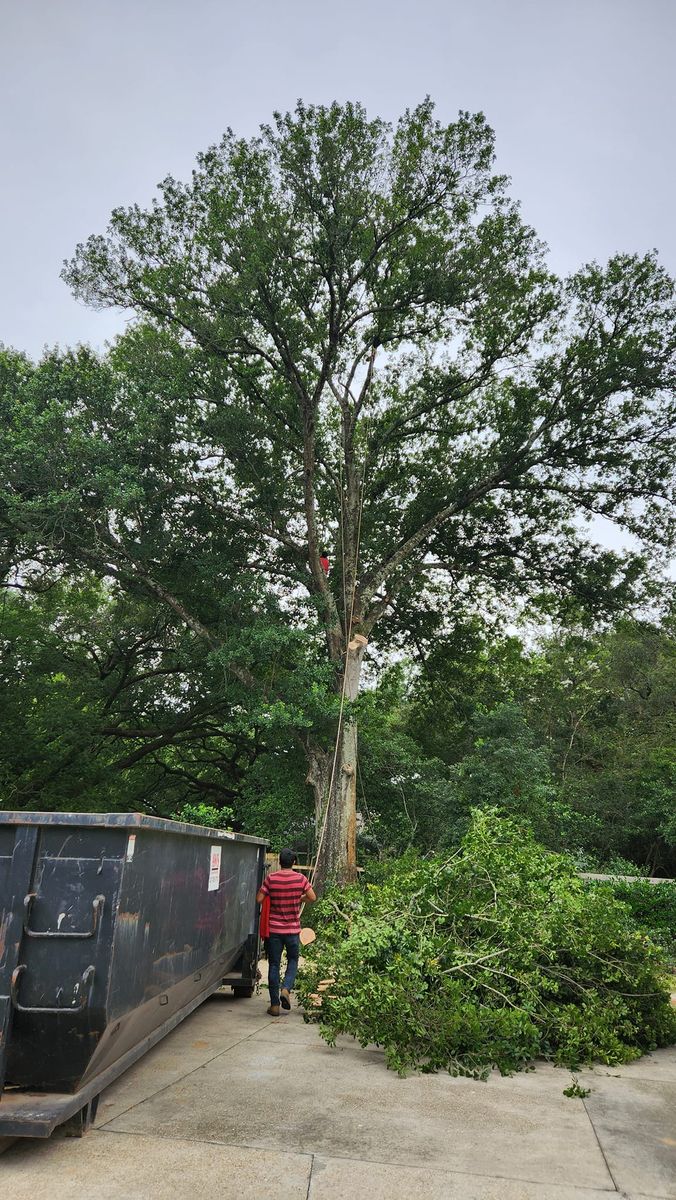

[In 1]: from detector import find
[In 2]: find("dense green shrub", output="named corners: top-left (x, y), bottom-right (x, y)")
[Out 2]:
top-left (586, 877), bottom-right (676, 963)
top-left (297, 811), bottom-right (676, 1076)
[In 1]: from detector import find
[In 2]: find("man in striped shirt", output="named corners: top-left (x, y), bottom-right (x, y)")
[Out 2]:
top-left (257, 848), bottom-right (316, 1016)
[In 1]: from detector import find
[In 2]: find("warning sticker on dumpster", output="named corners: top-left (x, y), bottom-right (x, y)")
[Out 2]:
top-left (208, 845), bottom-right (222, 891)
top-left (126, 834), bottom-right (136, 862)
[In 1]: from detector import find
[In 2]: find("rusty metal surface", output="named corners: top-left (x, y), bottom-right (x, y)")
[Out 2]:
top-left (0, 812), bottom-right (266, 1125)
top-left (0, 1088), bottom-right (91, 1138)
top-left (0, 969), bottom-right (235, 1138)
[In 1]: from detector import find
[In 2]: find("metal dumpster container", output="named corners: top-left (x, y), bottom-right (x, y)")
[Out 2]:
top-left (0, 812), bottom-right (266, 1138)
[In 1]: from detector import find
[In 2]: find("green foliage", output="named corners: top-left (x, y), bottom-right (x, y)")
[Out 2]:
top-left (172, 802), bottom-right (234, 829)
top-left (297, 811), bottom-right (676, 1076)
top-left (0, 581), bottom-right (293, 823)
top-left (405, 620), bottom-right (533, 765)
top-left (355, 671), bottom-right (456, 854)
top-left (445, 704), bottom-right (597, 850)
top-left (562, 1078), bottom-right (591, 1099)
top-left (586, 878), bottom-right (676, 963)
top-left (452, 705), bottom-right (553, 815)
top-left (390, 612), bottom-right (676, 875)
top-left (517, 616), bottom-right (676, 873)
top-left (236, 750), bottom-right (314, 848)
top-left (0, 582), bottom-right (126, 811)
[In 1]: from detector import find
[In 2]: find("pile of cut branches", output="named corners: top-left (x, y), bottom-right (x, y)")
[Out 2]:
top-left (297, 811), bottom-right (676, 1076)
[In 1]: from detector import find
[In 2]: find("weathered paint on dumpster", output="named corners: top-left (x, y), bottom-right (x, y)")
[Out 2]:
top-left (0, 812), bottom-right (266, 1133)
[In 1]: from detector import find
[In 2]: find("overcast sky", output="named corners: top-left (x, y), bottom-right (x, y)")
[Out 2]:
top-left (1, 0), bottom-right (675, 360)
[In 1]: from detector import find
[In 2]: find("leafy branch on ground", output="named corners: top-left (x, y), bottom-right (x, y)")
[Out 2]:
top-left (297, 810), bottom-right (676, 1077)
top-left (562, 1077), bottom-right (591, 1099)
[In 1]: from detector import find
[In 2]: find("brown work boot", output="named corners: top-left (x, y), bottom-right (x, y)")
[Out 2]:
top-left (280, 988), bottom-right (291, 1010)
top-left (267, 1004), bottom-right (280, 1016)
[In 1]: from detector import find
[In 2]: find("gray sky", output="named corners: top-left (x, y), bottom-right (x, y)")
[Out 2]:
top-left (1, 0), bottom-right (675, 361)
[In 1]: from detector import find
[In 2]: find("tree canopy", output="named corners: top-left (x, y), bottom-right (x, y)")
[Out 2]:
top-left (2, 100), bottom-right (675, 884)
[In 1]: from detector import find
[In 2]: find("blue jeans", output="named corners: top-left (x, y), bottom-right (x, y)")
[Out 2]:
top-left (267, 933), bottom-right (300, 1005)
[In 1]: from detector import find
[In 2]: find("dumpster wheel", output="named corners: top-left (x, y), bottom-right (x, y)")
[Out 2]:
top-left (232, 984), bottom-right (255, 998)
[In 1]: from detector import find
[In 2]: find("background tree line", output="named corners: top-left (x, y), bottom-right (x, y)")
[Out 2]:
top-left (1, 565), bottom-right (674, 873)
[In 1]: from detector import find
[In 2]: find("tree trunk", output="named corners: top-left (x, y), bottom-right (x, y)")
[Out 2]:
top-left (305, 743), bottom-right (331, 829)
top-left (311, 634), bottom-right (367, 892)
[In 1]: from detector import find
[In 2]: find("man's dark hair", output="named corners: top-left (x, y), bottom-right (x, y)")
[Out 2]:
top-left (279, 848), bottom-right (296, 868)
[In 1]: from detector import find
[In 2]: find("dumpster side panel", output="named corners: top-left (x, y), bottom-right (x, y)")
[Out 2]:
top-left (4, 827), bottom-right (126, 1091)
top-left (0, 814), bottom-right (265, 1107)
top-left (108, 831), bottom-right (259, 1015)
top-left (77, 832), bottom-right (261, 1086)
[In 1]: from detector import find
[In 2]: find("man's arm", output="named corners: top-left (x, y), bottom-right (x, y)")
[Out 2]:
top-left (304, 884), bottom-right (317, 903)
top-left (256, 886), bottom-right (266, 904)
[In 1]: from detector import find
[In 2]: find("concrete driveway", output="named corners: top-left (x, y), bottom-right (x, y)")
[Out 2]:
top-left (1, 985), bottom-right (674, 1199)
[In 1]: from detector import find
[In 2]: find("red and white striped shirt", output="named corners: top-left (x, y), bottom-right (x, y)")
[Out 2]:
top-left (261, 869), bottom-right (311, 934)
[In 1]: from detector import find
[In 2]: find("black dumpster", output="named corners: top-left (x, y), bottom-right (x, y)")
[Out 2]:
top-left (0, 812), bottom-right (266, 1138)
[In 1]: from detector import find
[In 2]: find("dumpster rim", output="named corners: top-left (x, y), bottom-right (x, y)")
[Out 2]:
top-left (0, 811), bottom-right (268, 845)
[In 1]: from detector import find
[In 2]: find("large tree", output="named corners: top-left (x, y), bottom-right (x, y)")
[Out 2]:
top-left (7, 100), bottom-right (676, 885)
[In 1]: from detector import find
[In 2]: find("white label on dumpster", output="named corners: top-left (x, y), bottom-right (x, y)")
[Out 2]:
top-left (126, 834), bottom-right (136, 862)
top-left (208, 844), bottom-right (222, 891)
